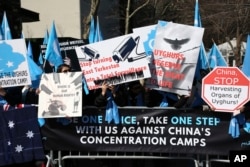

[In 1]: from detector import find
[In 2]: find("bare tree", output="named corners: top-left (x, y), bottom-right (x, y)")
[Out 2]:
top-left (124, 0), bottom-right (150, 34)
top-left (173, 0), bottom-right (250, 67)
top-left (203, 0), bottom-right (250, 67)
top-left (80, 0), bottom-right (250, 66)
top-left (82, 0), bottom-right (100, 40)
top-left (82, 0), bottom-right (177, 39)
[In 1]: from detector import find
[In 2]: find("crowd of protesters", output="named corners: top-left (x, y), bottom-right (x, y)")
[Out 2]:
top-left (0, 64), bottom-right (209, 110)
top-left (2, 62), bottom-right (250, 167)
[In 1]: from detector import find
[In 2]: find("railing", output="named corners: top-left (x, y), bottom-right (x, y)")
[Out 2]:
top-left (41, 105), bottom-right (242, 167)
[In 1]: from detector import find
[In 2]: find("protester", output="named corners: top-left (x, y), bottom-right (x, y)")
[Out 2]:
top-left (144, 88), bottom-right (178, 107)
top-left (94, 81), bottom-right (127, 107)
top-left (56, 63), bottom-right (71, 73)
top-left (0, 86), bottom-right (24, 106)
top-left (186, 69), bottom-right (211, 110)
top-left (125, 80), bottom-right (146, 106)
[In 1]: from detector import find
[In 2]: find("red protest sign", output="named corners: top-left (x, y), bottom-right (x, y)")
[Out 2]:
top-left (202, 67), bottom-right (250, 112)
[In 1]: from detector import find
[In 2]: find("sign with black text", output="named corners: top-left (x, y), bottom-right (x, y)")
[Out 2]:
top-left (41, 39), bottom-right (86, 72)
top-left (41, 107), bottom-right (250, 155)
top-left (145, 21), bottom-right (204, 96)
top-left (75, 34), bottom-right (152, 90)
top-left (0, 39), bottom-right (32, 87)
top-left (202, 67), bottom-right (250, 112)
top-left (38, 72), bottom-right (82, 118)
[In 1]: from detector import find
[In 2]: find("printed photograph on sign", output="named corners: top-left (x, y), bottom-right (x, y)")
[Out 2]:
top-left (75, 34), bottom-right (152, 90)
top-left (0, 39), bottom-right (32, 88)
top-left (145, 21), bottom-right (204, 96)
top-left (38, 72), bottom-right (82, 118)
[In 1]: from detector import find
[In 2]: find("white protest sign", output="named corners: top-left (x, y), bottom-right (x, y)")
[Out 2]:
top-left (75, 34), bottom-right (151, 90)
top-left (0, 39), bottom-right (32, 87)
top-left (202, 67), bottom-right (250, 112)
top-left (145, 21), bottom-right (204, 96)
top-left (38, 72), bottom-right (82, 118)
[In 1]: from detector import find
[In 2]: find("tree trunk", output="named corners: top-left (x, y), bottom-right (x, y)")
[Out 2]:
top-left (82, 0), bottom-right (100, 40)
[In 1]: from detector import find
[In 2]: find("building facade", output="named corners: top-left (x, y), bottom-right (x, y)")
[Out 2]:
top-left (21, 0), bottom-right (81, 39)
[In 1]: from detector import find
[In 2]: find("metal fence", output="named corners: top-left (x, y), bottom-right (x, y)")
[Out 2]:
top-left (43, 106), bottom-right (232, 167)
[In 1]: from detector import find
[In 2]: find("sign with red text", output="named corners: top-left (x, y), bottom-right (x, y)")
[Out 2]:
top-left (202, 67), bottom-right (250, 112)
top-left (145, 21), bottom-right (204, 96)
top-left (75, 34), bottom-right (151, 90)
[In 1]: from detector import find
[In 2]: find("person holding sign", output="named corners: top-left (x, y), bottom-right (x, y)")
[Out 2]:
top-left (56, 63), bottom-right (97, 106)
top-left (125, 80), bottom-right (146, 106)
top-left (94, 81), bottom-right (127, 107)
top-left (0, 86), bottom-right (23, 106)
top-left (144, 88), bottom-right (178, 107)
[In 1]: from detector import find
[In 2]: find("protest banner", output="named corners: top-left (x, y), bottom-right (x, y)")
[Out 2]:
top-left (41, 107), bottom-right (250, 155)
top-left (145, 21), bottom-right (204, 96)
top-left (0, 39), bottom-right (32, 87)
top-left (75, 34), bottom-right (152, 90)
top-left (38, 72), bottom-right (82, 118)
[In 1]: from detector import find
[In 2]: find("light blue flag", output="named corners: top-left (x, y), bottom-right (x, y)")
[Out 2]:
top-left (1, 11), bottom-right (12, 40)
top-left (43, 30), bottom-right (49, 44)
top-left (26, 41), bottom-right (43, 87)
top-left (44, 21), bottom-right (63, 71)
top-left (195, 43), bottom-right (209, 80)
top-left (159, 91), bottom-right (168, 107)
top-left (88, 15), bottom-right (95, 43)
top-left (27, 41), bottom-right (33, 59)
top-left (38, 30), bottom-right (49, 67)
top-left (194, 0), bottom-right (202, 27)
top-left (208, 43), bottom-right (228, 68)
top-left (241, 34), bottom-right (250, 77)
top-left (0, 27), bottom-right (3, 40)
top-left (20, 32), bottom-right (25, 39)
top-left (88, 16), bottom-right (103, 43)
top-left (38, 52), bottom-right (44, 67)
top-left (193, 0), bottom-right (208, 80)
top-left (94, 16), bottom-right (103, 42)
top-left (198, 43), bottom-right (208, 69)
top-left (105, 91), bottom-right (119, 124)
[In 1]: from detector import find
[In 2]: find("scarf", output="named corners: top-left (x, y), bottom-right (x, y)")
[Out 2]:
top-left (159, 91), bottom-right (168, 107)
top-left (228, 113), bottom-right (245, 138)
top-left (105, 91), bottom-right (119, 124)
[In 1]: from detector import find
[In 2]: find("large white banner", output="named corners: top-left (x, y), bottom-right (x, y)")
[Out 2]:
top-left (38, 72), bottom-right (82, 118)
top-left (0, 39), bottom-right (31, 87)
top-left (75, 34), bottom-right (152, 90)
top-left (145, 21), bottom-right (204, 96)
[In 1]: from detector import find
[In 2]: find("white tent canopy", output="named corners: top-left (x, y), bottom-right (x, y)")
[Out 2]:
top-left (217, 38), bottom-right (246, 65)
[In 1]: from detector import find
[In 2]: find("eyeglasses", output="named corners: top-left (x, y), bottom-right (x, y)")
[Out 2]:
top-left (62, 69), bottom-right (70, 73)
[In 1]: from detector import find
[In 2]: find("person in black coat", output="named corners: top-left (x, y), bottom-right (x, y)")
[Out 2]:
top-left (94, 81), bottom-right (127, 107)
top-left (144, 88), bottom-right (179, 107)
top-left (0, 86), bottom-right (23, 106)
